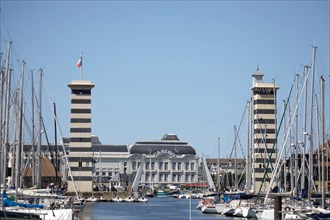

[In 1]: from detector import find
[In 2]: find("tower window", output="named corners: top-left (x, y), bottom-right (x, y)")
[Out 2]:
top-left (72, 89), bottom-right (91, 95)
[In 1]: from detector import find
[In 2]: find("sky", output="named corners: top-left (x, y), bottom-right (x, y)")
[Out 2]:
top-left (0, 0), bottom-right (329, 159)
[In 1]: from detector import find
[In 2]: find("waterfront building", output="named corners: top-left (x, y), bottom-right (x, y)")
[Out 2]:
top-left (67, 80), bottom-right (95, 193)
top-left (130, 133), bottom-right (199, 188)
top-left (251, 68), bottom-right (279, 193)
top-left (65, 134), bottom-right (199, 191)
top-left (21, 133), bottom-right (199, 192)
top-left (87, 136), bottom-right (129, 189)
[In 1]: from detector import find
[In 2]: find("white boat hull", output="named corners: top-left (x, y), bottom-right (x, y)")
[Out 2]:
top-left (201, 203), bottom-right (225, 214)
top-left (5, 208), bottom-right (74, 220)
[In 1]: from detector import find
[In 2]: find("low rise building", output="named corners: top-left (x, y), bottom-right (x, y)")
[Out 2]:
top-left (130, 133), bottom-right (199, 188)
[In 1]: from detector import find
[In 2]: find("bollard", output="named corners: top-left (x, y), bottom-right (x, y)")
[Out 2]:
top-left (274, 195), bottom-right (282, 220)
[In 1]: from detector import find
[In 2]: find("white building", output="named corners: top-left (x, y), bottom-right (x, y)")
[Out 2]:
top-left (130, 133), bottom-right (199, 188)
top-left (80, 134), bottom-right (199, 190)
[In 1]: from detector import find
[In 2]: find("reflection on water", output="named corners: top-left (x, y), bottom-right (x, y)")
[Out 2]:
top-left (78, 197), bottom-right (238, 220)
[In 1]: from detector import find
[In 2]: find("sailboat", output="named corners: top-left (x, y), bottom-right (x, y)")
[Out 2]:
top-left (0, 42), bottom-right (79, 220)
top-left (256, 45), bottom-right (330, 220)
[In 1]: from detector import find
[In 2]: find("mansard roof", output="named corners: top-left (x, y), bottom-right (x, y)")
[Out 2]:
top-left (62, 136), bottom-right (129, 153)
top-left (92, 145), bottom-right (129, 153)
top-left (130, 133), bottom-right (196, 155)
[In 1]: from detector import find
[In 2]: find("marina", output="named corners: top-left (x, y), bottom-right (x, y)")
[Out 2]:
top-left (0, 37), bottom-right (328, 220)
top-left (0, 2), bottom-right (329, 220)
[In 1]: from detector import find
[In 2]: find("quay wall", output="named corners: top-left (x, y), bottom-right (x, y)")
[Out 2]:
top-left (64, 191), bottom-right (133, 199)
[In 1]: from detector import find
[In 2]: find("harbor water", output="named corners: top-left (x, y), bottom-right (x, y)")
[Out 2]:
top-left (78, 197), bottom-right (241, 220)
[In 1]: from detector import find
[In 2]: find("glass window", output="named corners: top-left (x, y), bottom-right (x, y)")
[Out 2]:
top-left (159, 162), bottom-right (163, 170)
top-left (173, 174), bottom-right (176, 182)
top-left (185, 162), bottom-right (189, 171)
top-left (178, 162), bottom-right (181, 171)
top-left (172, 162), bottom-right (176, 170)
top-left (165, 162), bottom-right (168, 170)
top-left (190, 163), bottom-right (194, 171)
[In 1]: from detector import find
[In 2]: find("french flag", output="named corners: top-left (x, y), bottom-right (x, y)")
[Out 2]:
top-left (76, 57), bottom-right (82, 68)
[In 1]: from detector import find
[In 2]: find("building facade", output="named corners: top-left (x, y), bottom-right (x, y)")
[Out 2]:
top-left (88, 136), bottom-right (130, 188)
top-left (78, 134), bottom-right (199, 190)
top-left (130, 133), bottom-right (199, 188)
top-left (251, 68), bottom-right (279, 193)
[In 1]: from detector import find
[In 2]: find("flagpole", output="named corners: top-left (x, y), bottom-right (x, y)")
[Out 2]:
top-left (80, 52), bottom-right (83, 80)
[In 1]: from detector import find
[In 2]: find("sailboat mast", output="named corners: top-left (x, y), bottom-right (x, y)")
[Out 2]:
top-left (302, 65), bottom-right (309, 197)
top-left (283, 99), bottom-right (287, 192)
top-left (315, 94), bottom-right (321, 195)
top-left (273, 78), bottom-right (278, 188)
top-left (308, 45), bottom-right (317, 200)
top-left (2, 41), bottom-right (12, 190)
top-left (294, 74), bottom-right (305, 195)
top-left (251, 99), bottom-right (255, 192)
top-left (15, 60), bottom-right (25, 189)
top-left (36, 68), bottom-right (43, 188)
top-left (320, 75), bottom-right (325, 208)
top-left (54, 102), bottom-right (58, 187)
top-left (31, 70), bottom-right (36, 186)
top-left (288, 102), bottom-right (295, 193)
top-left (246, 100), bottom-right (251, 191)
top-left (217, 137), bottom-right (220, 191)
top-left (234, 126), bottom-right (238, 188)
top-left (0, 50), bottom-right (5, 186)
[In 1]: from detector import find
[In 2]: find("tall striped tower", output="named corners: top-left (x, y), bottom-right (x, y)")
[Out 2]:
top-left (251, 68), bottom-right (279, 193)
top-left (67, 80), bottom-right (95, 193)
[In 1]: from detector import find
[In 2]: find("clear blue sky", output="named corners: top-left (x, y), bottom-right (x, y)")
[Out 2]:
top-left (1, 1), bottom-right (329, 158)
